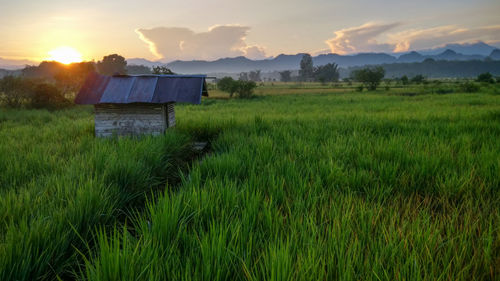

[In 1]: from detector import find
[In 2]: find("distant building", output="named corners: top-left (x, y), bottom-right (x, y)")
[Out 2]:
top-left (75, 72), bottom-right (208, 137)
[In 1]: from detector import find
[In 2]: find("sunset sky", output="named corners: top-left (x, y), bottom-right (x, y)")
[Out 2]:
top-left (1, 0), bottom-right (499, 63)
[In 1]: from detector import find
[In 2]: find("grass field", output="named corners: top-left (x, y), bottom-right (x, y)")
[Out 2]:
top-left (1, 84), bottom-right (499, 280)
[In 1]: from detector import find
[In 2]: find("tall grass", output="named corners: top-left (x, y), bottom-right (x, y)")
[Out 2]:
top-left (86, 91), bottom-right (498, 280)
top-left (1, 87), bottom-right (499, 280)
top-left (0, 107), bottom-right (196, 280)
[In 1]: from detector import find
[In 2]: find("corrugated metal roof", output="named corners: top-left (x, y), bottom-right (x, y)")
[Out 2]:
top-left (75, 72), bottom-right (208, 105)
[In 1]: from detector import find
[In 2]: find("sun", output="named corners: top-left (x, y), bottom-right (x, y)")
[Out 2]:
top-left (46, 46), bottom-right (83, 64)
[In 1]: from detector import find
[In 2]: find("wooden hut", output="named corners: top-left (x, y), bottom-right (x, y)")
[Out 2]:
top-left (75, 73), bottom-right (208, 137)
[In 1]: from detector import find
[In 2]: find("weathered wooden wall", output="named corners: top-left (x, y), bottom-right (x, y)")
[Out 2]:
top-left (94, 103), bottom-right (175, 137)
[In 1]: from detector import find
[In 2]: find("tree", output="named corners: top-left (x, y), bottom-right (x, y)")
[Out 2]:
top-left (476, 72), bottom-right (495, 83)
top-left (217, 77), bottom-right (238, 98)
top-left (351, 67), bottom-right (385, 91)
top-left (279, 70), bottom-right (292, 82)
top-left (235, 80), bottom-right (257, 98)
top-left (248, 70), bottom-right (261, 82)
top-left (0, 76), bottom-right (34, 107)
top-left (411, 74), bottom-right (425, 84)
top-left (31, 83), bottom-right (70, 109)
top-left (152, 66), bottom-right (174, 75)
top-left (239, 72), bottom-right (249, 81)
top-left (313, 63), bottom-right (339, 83)
top-left (299, 54), bottom-right (314, 81)
top-left (217, 77), bottom-right (256, 99)
top-left (97, 54), bottom-right (127, 75)
top-left (400, 75), bottom-right (409, 86)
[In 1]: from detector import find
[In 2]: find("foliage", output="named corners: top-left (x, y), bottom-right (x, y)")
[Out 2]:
top-left (248, 70), bottom-right (262, 82)
top-left (234, 80), bottom-right (256, 98)
top-left (400, 75), bottom-right (409, 85)
top-left (279, 70), bottom-right (292, 82)
top-left (31, 83), bottom-right (71, 109)
top-left (313, 63), bottom-right (339, 83)
top-left (345, 60), bottom-right (500, 79)
top-left (411, 74), bottom-right (425, 84)
top-left (152, 66), bottom-right (174, 75)
top-left (217, 77), bottom-right (238, 98)
top-left (21, 61), bottom-right (95, 95)
top-left (217, 77), bottom-right (257, 98)
top-left (351, 66), bottom-right (385, 90)
top-left (0, 76), bottom-right (35, 107)
top-left (459, 81), bottom-right (480, 93)
top-left (97, 54), bottom-right (127, 75)
top-left (0, 76), bottom-right (70, 109)
top-left (238, 72), bottom-right (248, 81)
top-left (476, 72), bottom-right (495, 83)
top-left (299, 54), bottom-right (314, 81)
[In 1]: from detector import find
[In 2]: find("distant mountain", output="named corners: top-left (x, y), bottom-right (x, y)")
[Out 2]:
top-left (418, 41), bottom-right (497, 56)
top-left (162, 53), bottom-right (400, 74)
top-left (126, 58), bottom-right (166, 68)
top-left (489, 49), bottom-right (500, 60)
top-left (0, 57), bottom-right (35, 70)
top-left (397, 51), bottom-right (424, 63)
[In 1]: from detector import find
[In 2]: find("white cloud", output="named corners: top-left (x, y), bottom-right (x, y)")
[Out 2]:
top-left (136, 25), bottom-right (267, 61)
top-left (325, 22), bottom-right (400, 54)
top-left (325, 23), bottom-right (500, 54)
top-left (388, 25), bottom-right (500, 52)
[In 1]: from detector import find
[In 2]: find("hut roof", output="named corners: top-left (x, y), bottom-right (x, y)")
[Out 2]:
top-left (75, 72), bottom-right (208, 105)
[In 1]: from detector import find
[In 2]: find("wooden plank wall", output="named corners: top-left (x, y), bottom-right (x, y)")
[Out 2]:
top-left (166, 103), bottom-right (176, 128)
top-left (95, 103), bottom-right (168, 137)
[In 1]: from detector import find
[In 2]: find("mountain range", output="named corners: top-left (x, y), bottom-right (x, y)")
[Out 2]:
top-left (127, 42), bottom-right (500, 74)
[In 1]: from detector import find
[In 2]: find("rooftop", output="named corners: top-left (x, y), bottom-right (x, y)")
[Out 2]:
top-left (75, 73), bottom-right (208, 105)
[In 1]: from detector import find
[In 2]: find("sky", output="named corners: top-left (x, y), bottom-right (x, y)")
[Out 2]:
top-left (0, 0), bottom-right (499, 63)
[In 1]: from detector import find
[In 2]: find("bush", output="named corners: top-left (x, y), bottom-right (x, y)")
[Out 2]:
top-left (356, 85), bottom-right (364, 92)
top-left (435, 87), bottom-right (455, 94)
top-left (217, 77), bottom-right (256, 99)
top-left (476, 72), bottom-right (495, 83)
top-left (351, 67), bottom-right (385, 91)
top-left (459, 82), bottom-right (480, 93)
top-left (0, 76), bottom-right (34, 108)
top-left (0, 76), bottom-right (71, 109)
top-left (217, 77), bottom-right (238, 98)
top-left (234, 80), bottom-right (257, 99)
top-left (31, 83), bottom-right (71, 109)
top-left (411, 74), bottom-right (425, 84)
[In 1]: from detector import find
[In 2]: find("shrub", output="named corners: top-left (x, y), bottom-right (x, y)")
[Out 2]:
top-left (31, 83), bottom-right (71, 109)
top-left (356, 85), bottom-right (364, 92)
top-left (411, 74), bottom-right (425, 84)
top-left (217, 77), bottom-right (238, 98)
top-left (0, 76), bottom-right (34, 108)
top-left (459, 82), bottom-right (480, 93)
top-left (234, 80), bottom-right (257, 99)
top-left (217, 77), bottom-right (256, 99)
top-left (400, 75), bottom-right (409, 86)
top-left (0, 76), bottom-right (71, 109)
top-left (435, 87), bottom-right (455, 94)
top-left (476, 72), bottom-right (495, 83)
top-left (351, 67), bottom-right (385, 90)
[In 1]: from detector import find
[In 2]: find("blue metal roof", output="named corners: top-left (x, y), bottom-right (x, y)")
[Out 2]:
top-left (75, 72), bottom-right (208, 105)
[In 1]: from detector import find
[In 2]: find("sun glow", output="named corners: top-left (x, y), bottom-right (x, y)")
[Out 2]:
top-left (46, 46), bottom-right (83, 64)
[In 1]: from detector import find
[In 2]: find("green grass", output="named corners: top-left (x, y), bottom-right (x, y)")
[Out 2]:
top-left (1, 85), bottom-right (499, 280)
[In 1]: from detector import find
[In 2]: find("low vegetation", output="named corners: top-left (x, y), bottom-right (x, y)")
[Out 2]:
top-left (0, 82), bottom-right (499, 280)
